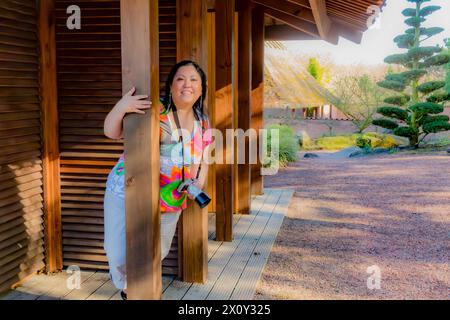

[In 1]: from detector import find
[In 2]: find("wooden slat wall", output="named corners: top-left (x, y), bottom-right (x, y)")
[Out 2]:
top-left (0, 0), bottom-right (45, 292)
top-left (159, 0), bottom-right (179, 276)
top-left (159, 0), bottom-right (176, 97)
top-left (55, 0), bottom-right (179, 276)
top-left (55, 0), bottom-right (123, 271)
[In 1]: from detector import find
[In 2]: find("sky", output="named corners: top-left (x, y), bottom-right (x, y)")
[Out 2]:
top-left (283, 0), bottom-right (450, 66)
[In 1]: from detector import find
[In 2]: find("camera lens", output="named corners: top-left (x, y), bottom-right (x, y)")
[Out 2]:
top-left (195, 192), bottom-right (211, 208)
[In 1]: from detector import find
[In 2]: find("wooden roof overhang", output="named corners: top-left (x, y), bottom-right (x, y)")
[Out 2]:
top-left (209, 0), bottom-right (386, 44)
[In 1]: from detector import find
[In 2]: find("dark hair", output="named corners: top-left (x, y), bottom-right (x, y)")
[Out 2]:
top-left (164, 60), bottom-right (208, 120)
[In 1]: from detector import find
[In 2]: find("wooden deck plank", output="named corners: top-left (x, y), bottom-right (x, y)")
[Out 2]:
top-left (16, 272), bottom-right (70, 300)
top-left (207, 214), bottom-right (241, 260)
top-left (1, 189), bottom-right (293, 301)
top-left (109, 290), bottom-right (123, 300)
top-left (63, 271), bottom-right (109, 300)
top-left (206, 190), bottom-right (282, 300)
top-left (161, 278), bottom-right (192, 300)
top-left (230, 189), bottom-right (293, 300)
top-left (86, 279), bottom-right (118, 300)
top-left (182, 191), bottom-right (271, 300)
top-left (208, 212), bottom-right (215, 239)
top-left (10, 272), bottom-right (73, 300)
top-left (7, 275), bottom-right (51, 300)
top-left (162, 275), bottom-right (175, 291)
top-left (37, 270), bottom-right (95, 300)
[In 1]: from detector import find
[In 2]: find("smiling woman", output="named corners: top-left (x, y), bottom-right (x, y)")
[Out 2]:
top-left (103, 60), bottom-right (213, 299)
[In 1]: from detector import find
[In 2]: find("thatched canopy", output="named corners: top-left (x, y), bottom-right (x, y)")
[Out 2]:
top-left (264, 41), bottom-right (338, 108)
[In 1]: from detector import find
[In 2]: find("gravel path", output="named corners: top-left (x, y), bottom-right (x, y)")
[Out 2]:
top-left (255, 151), bottom-right (450, 300)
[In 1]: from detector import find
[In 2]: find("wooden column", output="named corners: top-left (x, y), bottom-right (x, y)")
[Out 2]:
top-left (207, 11), bottom-right (216, 214)
top-left (39, 0), bottom-right (62, 273)
top-left (251, 5), bottom-right (264, 196)
top-left (236, 0), bottom-right (252, 214)
top-left (233, 11), bottom-right (239, 214)
top-left (177, 0), bottom-right (208, 283)
top-left (214, 0), bottom-right (234, 241)
top-left (121, 0), bottom-right (161, 300)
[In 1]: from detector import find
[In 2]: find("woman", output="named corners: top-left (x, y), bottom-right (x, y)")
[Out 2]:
top-left (103, 60), bottom-right (212, 299)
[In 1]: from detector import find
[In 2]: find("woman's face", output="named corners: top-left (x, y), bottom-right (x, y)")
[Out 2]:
top-left (171, 65), bottom-right (202, 109)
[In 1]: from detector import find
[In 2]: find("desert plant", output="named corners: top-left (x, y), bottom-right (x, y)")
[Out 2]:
top-left (372, 0), bottom-right (450, 147)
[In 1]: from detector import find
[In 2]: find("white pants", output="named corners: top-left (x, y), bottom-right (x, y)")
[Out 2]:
top-left (103, 189), bottom-right (181, 290)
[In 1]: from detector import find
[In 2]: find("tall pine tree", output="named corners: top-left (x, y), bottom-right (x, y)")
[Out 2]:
top-left (373, 0), bottom-right (450, 147)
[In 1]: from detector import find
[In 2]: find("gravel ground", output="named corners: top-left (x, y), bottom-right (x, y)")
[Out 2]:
top-left (255, 150), bottom-right (450, 300)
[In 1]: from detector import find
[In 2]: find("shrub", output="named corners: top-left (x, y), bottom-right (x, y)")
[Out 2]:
top-left (264, 124), bottom-right (299, 167)
top-left (356, 136), bottom-right (372, 150)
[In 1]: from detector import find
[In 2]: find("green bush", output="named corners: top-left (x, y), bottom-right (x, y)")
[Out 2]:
top-left (264, 124), bottom-right (299, 167)
top-left (356, 136), bottom-right (372, 150)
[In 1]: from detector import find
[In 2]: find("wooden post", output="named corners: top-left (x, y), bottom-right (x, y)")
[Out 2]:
top-left (214, 0), bottom-right (234, 241)
top-left (177, 0), bottom-right (209, 283)
top-left (207, 11), bottom-right (216, 214)
top-left (233, 11), bottom-right (240, 214)
top-left (121, 0), bottom-right (161, 300)
top-left (39, 0), bottom-right (63, 273)
top-left (251, 5), bottom-right (264, 196)
top-left (236, 0), bottom-right (252, 214)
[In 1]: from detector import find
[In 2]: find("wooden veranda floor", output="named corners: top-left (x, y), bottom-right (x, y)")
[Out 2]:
top-left (0, 188), bottom-right (293, 300)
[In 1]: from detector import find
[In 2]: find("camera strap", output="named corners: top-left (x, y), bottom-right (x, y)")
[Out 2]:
top-left (172, 105), bottom-right (203, 183)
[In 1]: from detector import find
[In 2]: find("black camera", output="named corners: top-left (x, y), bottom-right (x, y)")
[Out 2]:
top-left (177, 179), bottom-right (211, 209)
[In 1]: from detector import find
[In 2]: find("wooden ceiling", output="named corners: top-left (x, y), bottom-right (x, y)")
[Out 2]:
top-left (208, 0), bottom-right (386, 44)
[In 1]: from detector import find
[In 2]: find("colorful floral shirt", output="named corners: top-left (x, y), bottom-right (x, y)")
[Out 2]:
top-left (105, 100), bottom-right (213, 212)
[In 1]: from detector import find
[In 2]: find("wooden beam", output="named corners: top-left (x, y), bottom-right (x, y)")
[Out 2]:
top-left (121, 0), bottom-right (161, 300)
top-left (254, 0), bottom-right (340, 44)
top-left (39, 0), bottom-right (62, 273)
top-left (286, 0), bottom-right (311, 9)
top-left (265, 25), bottom-right (315, 40)
top-left (252, 0), bottom-right (315, 24)
top-left (309, 0), bottom-right (337, 43)
top-left (263, 6), bottom-right (319, 38)
top-left (251, 5), bottom-right (264, 196)
top-left (236, 0), bottom-right (252, 215)
top-left (331, 17), bottom-right (363, 44)
top-left (214, 0), bottom-right (234, 241)
top-left (177, 0), bottom-right (209, 283)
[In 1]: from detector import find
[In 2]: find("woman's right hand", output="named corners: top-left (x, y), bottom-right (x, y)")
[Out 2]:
top-left (116, 86), bottom-right (152, 115)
